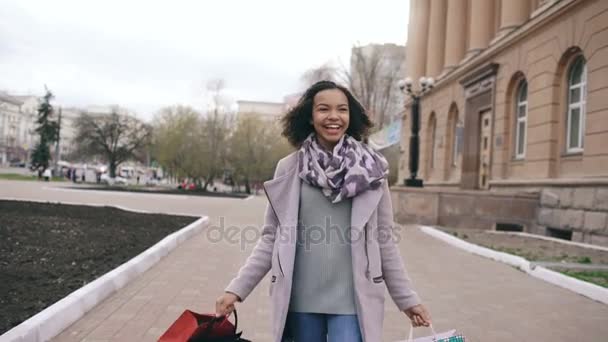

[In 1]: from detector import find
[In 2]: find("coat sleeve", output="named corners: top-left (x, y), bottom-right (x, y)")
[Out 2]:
top-left (377, 181), bottom-right (422, 311)
top-left (224, 160), bottom-right (283, 302)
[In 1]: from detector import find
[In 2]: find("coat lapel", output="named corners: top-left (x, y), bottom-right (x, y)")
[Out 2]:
top-left (262, 152), bottom-right (384, 231)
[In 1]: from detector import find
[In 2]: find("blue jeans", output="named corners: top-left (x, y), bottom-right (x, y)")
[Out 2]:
top-left (285, 312), bottom-right (362, 342)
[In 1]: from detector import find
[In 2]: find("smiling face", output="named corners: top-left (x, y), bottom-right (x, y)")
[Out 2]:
top-left (310, 88), bottom-right (350, 152)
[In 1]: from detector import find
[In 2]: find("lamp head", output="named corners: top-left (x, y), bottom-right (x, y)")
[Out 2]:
top-left (398, 79), bottom-right (406, 91)
top-left (398, 77), bottom-right (414, 91)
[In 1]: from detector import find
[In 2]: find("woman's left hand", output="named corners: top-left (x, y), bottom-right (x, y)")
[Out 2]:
top-left (403, 304), bottom-right (432, 327)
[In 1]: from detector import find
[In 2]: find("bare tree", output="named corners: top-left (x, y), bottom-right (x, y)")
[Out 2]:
top-left (73, 108), bottom-right (152, 178)
top-left (300, 63), bottom-right (340, 88)
top-left (201, 78), bottom-right (232, 191)
top-left (346, 44), bottom-right (405, 130)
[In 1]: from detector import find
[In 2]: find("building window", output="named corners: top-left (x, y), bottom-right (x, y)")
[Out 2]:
top-left (566, 56), bottom-right (587, 153)
top-left (515, 80), bottom-right (528, 159)
top-left (452, 120), bottom-right (463, 166)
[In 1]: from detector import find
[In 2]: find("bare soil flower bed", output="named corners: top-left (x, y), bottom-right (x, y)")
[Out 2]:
top-left (0, 200), bottom-right (197, 335)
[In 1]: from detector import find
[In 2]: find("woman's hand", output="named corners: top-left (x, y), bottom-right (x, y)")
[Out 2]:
top-left (403, 304), bottom-right (432, 327)
top-left (215, 292), bottom-right (240, 317)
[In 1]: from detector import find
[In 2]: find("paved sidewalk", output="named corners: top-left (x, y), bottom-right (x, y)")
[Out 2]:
top-left (2, 180), bottom-right (608, 341)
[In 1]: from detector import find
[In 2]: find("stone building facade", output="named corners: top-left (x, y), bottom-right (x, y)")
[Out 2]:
top-left (0, 93), bottom-right (38, 165)
top-left (236, 100), bottom-right (285, 124)
top-left (395, 0), bottom-right (608, 246)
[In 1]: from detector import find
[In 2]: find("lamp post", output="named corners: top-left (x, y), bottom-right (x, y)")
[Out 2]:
top-left (398, 76), bottom-right (435, 187)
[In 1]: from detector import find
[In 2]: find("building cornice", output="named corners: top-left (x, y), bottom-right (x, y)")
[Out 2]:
top-left (0, 93), bottom-right (24, 106)
top-left (459, 63), bottom-right (500, 88)
top-left (425, 0), bottom-right (580, 97)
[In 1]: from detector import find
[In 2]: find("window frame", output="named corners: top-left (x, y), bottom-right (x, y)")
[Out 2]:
top-left (566, 56), bottom-right (587, 154)
top-left (514, 80), bottom-right (528, 160)
top-left (452, 119), bottom-right (463, 167)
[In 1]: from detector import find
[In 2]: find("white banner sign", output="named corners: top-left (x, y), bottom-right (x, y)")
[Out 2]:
top-left (368, 120), bottom-right (402, 150)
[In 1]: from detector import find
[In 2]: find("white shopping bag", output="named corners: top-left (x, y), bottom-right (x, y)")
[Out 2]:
top-left (394, 323), bottom-right (465, 342)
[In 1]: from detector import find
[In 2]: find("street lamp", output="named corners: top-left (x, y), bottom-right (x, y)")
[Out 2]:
top-left (398, 76), bottom-right (434, 187)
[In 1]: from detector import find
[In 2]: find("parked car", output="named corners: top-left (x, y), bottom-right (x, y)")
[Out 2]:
top-left (9, 159), bottom-right (26, 168)
top-left (144, 178), bottom-right (159, 186)
top-left (177, 180), bottom-right (196, 190)
top-left (100, 173), bottom-right (128, 185)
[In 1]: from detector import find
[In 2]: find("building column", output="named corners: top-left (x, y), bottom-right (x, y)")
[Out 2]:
top-left (442, 0), bottom-right (467, 74)
top-left (406, 0), bottom-right (431, 88)
top-left (401, 0), bottom-right (430, 181)
top-left (466, 0), bottom-right (495, 57)
top-left (498, 0), bottom-right (529, 36)
top-left (425, 0), bottom-right (447, 78)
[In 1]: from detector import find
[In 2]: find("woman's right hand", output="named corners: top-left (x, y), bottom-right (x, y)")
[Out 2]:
top-left (215, 292), bottom-right (240, 317)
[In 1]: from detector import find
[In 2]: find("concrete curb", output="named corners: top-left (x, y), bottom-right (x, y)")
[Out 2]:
top-left (0, 203), bottom-right (209, 342)
top-left (485, 230), bottom-right (608, 252)
top-left (419, 225), bottom-right (608, 305)
top-left (0, 197), bottom-right (200, 218)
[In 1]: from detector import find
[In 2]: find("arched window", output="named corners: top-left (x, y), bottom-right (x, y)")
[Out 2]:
top-left (431, 121), bottom-right (436, 169)
top-left (445, 104), bottom-right (463, 168)
top-left (566, 56), bottom-right (587, 152)
top-left (515, 80), bottom-right (528, 159)
top-left (453, 119), bottom-right (463, 166)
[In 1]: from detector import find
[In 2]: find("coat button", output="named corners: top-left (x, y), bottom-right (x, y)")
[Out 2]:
top-left (271, 275), bottom-right (276, 282)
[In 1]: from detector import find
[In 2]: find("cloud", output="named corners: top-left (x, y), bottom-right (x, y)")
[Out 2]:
top-left (0, 0), bottom-right (409, 121)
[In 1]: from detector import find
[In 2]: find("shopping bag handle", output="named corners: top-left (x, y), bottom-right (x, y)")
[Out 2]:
top-left (407, 322), bottom-right (438, 342)
top-left (202, 309), bottom-right (238, 336)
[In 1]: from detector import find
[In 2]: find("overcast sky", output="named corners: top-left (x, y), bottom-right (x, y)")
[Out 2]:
top-left (0, 0), bottom-right (410, 121)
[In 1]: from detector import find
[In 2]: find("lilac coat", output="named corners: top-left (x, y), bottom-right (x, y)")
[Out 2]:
top-left (225, 151), bottom-right (421, 342)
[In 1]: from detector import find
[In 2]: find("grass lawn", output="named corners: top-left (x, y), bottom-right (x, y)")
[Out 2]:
top-left (559, 270), bottom-right (608, 288)
top-left (440, 227), bottom-right (608, 288)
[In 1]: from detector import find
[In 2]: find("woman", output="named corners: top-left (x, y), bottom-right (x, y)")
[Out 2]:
top-left (216, 81), bottom-right (431, 342)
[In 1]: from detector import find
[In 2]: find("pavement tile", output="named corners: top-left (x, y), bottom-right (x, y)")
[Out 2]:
top-left (1, 180), bottom-right (607, 342)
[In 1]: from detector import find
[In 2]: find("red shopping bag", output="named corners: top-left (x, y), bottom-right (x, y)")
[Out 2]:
top-left (158, 309), bottom-right (249, 342)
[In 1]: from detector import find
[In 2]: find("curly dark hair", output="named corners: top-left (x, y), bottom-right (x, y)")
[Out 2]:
top-left (280, 80), bottom-right (374, 148)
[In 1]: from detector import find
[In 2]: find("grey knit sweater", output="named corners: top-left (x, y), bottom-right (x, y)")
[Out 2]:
top-left (288, 180), bottom-right (357, 314)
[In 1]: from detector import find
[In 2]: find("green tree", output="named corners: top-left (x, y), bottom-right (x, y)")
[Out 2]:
top-left (30, 88), bottom-right (59, 177)
top-left (227, 114), bottom-right (291, 194)
top-left (73, 108), bottom-right (152, 178)
top-left (153, 102), bottom-right (233, 191)
top-left (152, 105), bottom-right (204, 185)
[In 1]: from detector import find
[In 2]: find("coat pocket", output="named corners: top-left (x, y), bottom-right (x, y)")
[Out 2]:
top-left (272, 243), bottom-right (285, 278)
top-left (366, 225), bottom-right (383, 281)
top-left (372, 275), bottom-right (384, 283)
